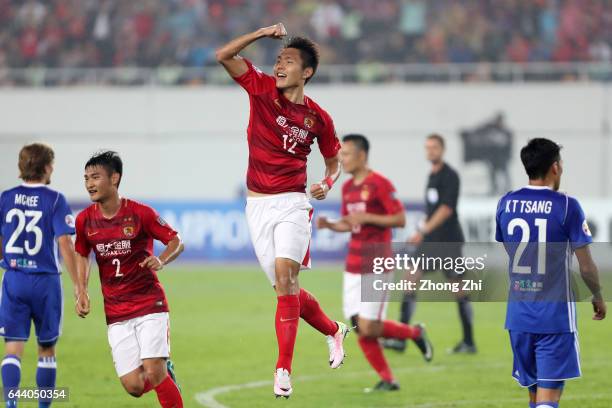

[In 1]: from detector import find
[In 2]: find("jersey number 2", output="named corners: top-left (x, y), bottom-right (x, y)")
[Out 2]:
top-left (112, 258), bottom-right (123, 277)
top-left (5, 209), bottom-right (43, 256)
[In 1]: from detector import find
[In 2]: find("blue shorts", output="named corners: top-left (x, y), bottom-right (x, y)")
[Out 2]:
top-left (509, 330), bottom-right (581, 387)
top-left (0, 270), bottom-right (63, 345)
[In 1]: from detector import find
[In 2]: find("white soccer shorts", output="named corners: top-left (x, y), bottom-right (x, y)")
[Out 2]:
top-left (246, 192), bottom-right (313, 286)
top-left (107, 312), bottom-right (171, 377)
top-left (343, 272), bottom-right (390, 321)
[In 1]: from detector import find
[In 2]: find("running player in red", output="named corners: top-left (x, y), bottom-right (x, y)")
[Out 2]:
top-left (216, 23), bottom-right (349, 398)
top-left (74, 151), bottom-right (184, 408)
top-left (317, 134), bottom-right (433, 392)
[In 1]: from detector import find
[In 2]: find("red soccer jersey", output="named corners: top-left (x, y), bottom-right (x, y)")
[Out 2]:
top-left (341, 171), bottom-right (404, 274)
top-left (75, 198), bottom-right (177, 324)
top-left (233, 59), bottom-right (341, 194)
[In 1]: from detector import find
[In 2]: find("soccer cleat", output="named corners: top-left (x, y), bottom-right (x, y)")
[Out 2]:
top-left (273, 368), bottom-right (293, 398)
top-left (381, 338), bottom-right (407, 353)
top-left (364, 380), bottom-right (400, 393)
top-left (412, 323), bottom-right (433, 362)
top-left (166, 359), bottom-right (182, 393)
top-left (448, 341), bottom-right (477, 355)
top-left (326, 321), bottom-right (350, 369)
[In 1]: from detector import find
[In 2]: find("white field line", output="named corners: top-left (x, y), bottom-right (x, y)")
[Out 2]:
top-left (194, 360), bottom-right (611, 408)
top-left (195, 364), bottom-right (469, 408)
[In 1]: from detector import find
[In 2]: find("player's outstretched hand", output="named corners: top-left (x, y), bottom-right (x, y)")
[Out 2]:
top-left (408, 231), bottom-right (424, 245)
top-left (316, 216), bottom-right (329, 229)
top-left (343, 212), bottom-right (368, 228)
top-left (310, 183), bottom-right (328, 200)
top-left (592, 295), bottom-right (606, 320)
top-left (259, 23), bottom-right (287, 39)
top-left (76, 291), bottom-right (90, 318)
top-left (140, 256), bottom-right (164, 271)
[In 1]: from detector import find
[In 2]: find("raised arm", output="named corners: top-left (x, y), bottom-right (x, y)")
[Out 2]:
top-left (216, 23), bottom-right (287, 78)
top-left (58, 235), bottom-right (79, 299)
top-left (575, 245), bottom-right (606, 320)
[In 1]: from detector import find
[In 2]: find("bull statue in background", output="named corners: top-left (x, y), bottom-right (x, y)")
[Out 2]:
top-left (461, 113), bottom-right (513, 196)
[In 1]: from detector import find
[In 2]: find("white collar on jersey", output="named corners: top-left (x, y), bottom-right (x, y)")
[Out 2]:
top-left (20, 183), bottom-right (47, 188)
top-left (523, 185), bottom-right (551, 190)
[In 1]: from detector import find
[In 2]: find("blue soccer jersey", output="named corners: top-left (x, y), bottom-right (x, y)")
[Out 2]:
top-left (0, 184), bottom-right (75, 274)
top-left (495, 185), bottom-right (592, 334)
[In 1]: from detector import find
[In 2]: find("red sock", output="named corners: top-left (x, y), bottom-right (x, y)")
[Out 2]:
top-left (299, 289), bottom-right (338, 336)
top-left (143, 378), bottom-right (154, 394)
top-left (381, 320), bottom-right (421, 340)
top-left (154, 374), bottom-right (183, 408)
top-left (357, 336), bottom-right (394, 382)
top-left (275, 295), bottom-right (300, 373)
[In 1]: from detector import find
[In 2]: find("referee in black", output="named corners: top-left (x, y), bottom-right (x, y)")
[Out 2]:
top-left (384, 133), bottom-right (476, 354)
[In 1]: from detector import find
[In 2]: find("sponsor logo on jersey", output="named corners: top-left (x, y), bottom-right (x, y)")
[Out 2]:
top-left (11, 258), bottom-right (37, 269)
top-left (513, 279), bottom-right (543, 292)
top-left (96, 240), bottom-right (132, 257)
top-left (276, 115), bottom-right (288, 127)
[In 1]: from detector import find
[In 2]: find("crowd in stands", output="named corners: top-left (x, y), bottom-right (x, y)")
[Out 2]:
top-left (0, 0), bottom-right (609, 84)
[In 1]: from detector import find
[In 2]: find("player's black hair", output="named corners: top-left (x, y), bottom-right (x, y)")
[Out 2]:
top-left (427, 133), bottom-right (445, 149)
top-left (284, 36), bottom-right (319, 84)
top-left (520, 138), bottom-right (562, 180)
top-left (85, 150), bottom-right (123, 187)
top-left (343, 134), bottom-right (370, 157)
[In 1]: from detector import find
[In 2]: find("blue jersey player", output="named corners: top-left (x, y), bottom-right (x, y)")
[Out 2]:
top-left (0, 143), bottom-right (79, 408)
top-left (495, 138), bottom-right (606, 408)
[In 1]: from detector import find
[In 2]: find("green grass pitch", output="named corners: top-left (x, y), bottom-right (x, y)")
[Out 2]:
top-left (13, 266), bottom-right (612, 407)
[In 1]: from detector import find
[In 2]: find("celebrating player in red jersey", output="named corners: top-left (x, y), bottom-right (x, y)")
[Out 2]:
top-left (216, 23), bottom-right (349, 398)
top-left (74, 151), bottom-right (184, 408)
top-left (317, 134), bottom-right (433, 392)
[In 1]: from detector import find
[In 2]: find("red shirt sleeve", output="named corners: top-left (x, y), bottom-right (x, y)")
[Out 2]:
top-left (74, 211), bottom-right (91, 257)
top-left (378, 178), bottom-right (404, 215)
top-left (140, 205), bottom-right (178, 245)
top-left (317, 110), bottom-right (341, 159)
top-left (232, 58), bottom-right (276, 96)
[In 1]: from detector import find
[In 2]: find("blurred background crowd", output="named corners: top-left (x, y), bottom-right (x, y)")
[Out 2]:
top-left (1, 0), bottom-right (610, 71)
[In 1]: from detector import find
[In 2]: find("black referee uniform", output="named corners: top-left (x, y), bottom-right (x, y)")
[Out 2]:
top-left (420, 162), bottom-right (464, 264)
top-left (401, 162), bottom-right (476, 353)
